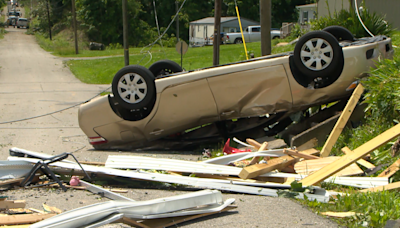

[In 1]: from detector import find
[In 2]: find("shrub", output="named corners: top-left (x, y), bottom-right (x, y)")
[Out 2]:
top-left (311, 1), bottom-right (394, 38)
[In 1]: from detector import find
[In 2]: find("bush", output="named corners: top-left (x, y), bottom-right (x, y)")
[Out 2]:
top-left (311, 2), bottom-right (394, 38)
top-left (107, 43), bottom-right (123, 50)
top-left (362, 54), bottom-right (400, 123)
top-left (288, 23), bottom-right (309, 39)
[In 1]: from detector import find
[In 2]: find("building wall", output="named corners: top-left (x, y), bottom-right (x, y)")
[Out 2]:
top-left (298, 7), bottom-right (317, 24)
top-left (317, 0), bottom-right (399, 29)
top-left (189, 18), bottom-right (259, 46)
top-left (317, 0), bottom-right (351, 18)
top-left (222, 19), bottom-right (259, 33)
top-left (364, 0), bottom-right (400, 29)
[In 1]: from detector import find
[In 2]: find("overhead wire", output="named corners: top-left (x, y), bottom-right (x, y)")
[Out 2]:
top-left (138, 0), bottom-right (188, 65)
top-left (354, 0), bottom-right (374, 37)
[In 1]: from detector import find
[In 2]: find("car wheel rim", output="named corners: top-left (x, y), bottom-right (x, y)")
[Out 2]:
top-left (300, 37), bottom-right (333, 71)
top-left (117, 73), bottom-right (147, 104)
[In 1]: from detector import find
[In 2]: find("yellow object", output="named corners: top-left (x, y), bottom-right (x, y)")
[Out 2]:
top-left (235, 6), bottom-right (248, 60)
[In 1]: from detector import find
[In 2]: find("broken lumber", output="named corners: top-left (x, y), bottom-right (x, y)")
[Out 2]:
top-left (239, 149), bottom-right (319, 179)
top-left (246, 138), bottom-right (262, 149)
top-left (378, 158), bottom-right (400, 178)
top-left (320, 211), bottom-right (361, 218)
top-left (320, 84), bottom-right (364, 157)
top-left (359, 182), bottom-right (400, 193)
top-left (294, 157), bottom-right (364, 176)
top-left (249, 142), bottom-right (268, 165)
top-left (283, 149), bottom-right (320, 160)
top-left (0, 177), bottom-right (25, 187)
top-left (0, 200), bottom-right (26, 209)
top-left (341, 147), bottom-right (375, 169)
top-left (300, 123), bottom-right (400, 186)
top-left (0, 213), bottom-right (56, 225)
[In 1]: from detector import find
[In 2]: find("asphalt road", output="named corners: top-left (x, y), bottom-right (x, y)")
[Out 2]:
top-left (0, 26), bottom-right (339, 227)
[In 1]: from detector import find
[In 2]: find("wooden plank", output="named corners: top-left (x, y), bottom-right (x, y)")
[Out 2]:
top-left (341, 147), bottom-right (375, 169)
top-left (249, 142), bottom-right (268, 165)
top-left (140, 205), bottom-right (237, 228)
top-left (195, 173), bottom-right (287, 184)
top-left (320, 211), bottom-right (360, 218)
top-left (42, 204), bottom-right (62, 214)
top-left (0, 200), bottom-right (26, 209)
top-left (239, 149), bottom-right (320, 179)
top-left (320, 84), bottom-right (364, 157)
top-left (119, 217), bottom-right (151, 228)
top-left (294, 157), bottom-right (364, 176)
top-left (378, 158), bottom-right (400, 178)
top-left (246, 138), bottom-right (262, 149)
top-left (284, 149), bottom-right (320, 160)
top-left (239, 155), bottom-right (295, 179)
top-left (78, 161), bottom-right (106, 166)
top-left (359, 181), bottom-right (400, 193)
top-left (0, 178), bottom-right (25, 187)
top-left (0, 213), bottom-right (56, 225)
top-left (300, 123), bottom-right (400, 186)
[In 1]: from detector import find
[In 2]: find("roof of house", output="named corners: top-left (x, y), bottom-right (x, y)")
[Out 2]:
top-left (296, 3), bottom-right (317, 9)
top-left (190, 17), bottom-right (258, 25)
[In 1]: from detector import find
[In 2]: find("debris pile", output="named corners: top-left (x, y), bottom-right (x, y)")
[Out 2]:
top-left (1, 84), bottom-right (400, 227)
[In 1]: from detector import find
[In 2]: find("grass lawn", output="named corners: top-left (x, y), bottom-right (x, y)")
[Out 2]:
top-left (58, 39), bottom-right (294, 84)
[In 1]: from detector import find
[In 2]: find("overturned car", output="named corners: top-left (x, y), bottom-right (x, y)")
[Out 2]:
top-left (78, 26), bottom-right (394, 150)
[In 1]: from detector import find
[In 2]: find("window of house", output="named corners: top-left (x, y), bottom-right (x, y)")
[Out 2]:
top-left (303, 11), bottom-right (309, 23)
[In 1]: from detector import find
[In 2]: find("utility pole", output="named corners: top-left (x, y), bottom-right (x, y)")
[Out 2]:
top-left (260, 0), bottom-right (271, 55)
top-left (122, 0), bottom-right (129, 66)
top-left (71, 0), bottom-right (78, 54)
top-left (46, 0), bottom-right (52, 40)
top-left (175, 1), bottom-right (179, 42)
top-left (213, 0), bottom-right (221, 66)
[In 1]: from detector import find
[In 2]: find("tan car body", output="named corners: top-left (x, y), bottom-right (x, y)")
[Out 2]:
top-left (79, 35), bottom-right (393, 149)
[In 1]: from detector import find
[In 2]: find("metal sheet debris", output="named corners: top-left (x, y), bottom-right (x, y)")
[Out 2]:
top-left (30, 190), bottom-right (233, 228)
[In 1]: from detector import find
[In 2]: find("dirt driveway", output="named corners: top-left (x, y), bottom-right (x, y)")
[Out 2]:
top-left (0, 28), bottom-right (339, 227)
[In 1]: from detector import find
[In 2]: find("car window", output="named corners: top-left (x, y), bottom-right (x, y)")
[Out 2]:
top-left (252, 27), bottom-right (260, 32)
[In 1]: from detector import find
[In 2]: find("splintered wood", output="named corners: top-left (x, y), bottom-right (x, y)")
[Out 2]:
top-left (294, 157), bottom-right (363, 176)
top-left (239, 149), bottom-right (320, 179)
top-left (300, 123), bottom-right (400, 186)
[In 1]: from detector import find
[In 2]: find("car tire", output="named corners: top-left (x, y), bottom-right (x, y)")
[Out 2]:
top-left (322, 26), bottom-right (355, 42)
top-left (293, 30), bottom-right (343, 80)
top-left (112, 65), bottom-right (156, 110)
top-left (148, 60), bottom-right (183, 79)
top-left (17, 26), bottom-right (19, 28)
top-left (234, 38), bottom-right (243, 44)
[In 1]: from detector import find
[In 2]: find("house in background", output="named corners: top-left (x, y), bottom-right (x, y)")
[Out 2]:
top-left (189, 17), bottom-right (259, 46)
top-left (296, 3), bottom-right (317, 24)
top-left (317, 0), bottom-right (400, 29)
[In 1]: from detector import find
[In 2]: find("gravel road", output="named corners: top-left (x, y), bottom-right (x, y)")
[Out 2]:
top-left (0, 24), bottom-right (339, 227)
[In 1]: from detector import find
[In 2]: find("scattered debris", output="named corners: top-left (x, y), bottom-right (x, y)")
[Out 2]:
top-left (29, 190), bottom-right (235, 228)
top-left (3, 86), bottom-right (400, 227)
top-left (320, 211), bottom-right (362, 218)
top-left (0, 198), bottom-right (26, 210)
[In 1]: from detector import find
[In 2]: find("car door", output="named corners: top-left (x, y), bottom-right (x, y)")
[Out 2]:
top-left (207, 59), bottom-right (293, 120)
top-left (249, 27), bottom-right (261, 42)
top-left (144, 78), bottom-right (219, 140)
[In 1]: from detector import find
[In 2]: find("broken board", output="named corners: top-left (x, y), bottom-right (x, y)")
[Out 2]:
top-left (300, 123), bottom-right (400, 186)
top-left (294, 157), bottom-right (364, 176)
